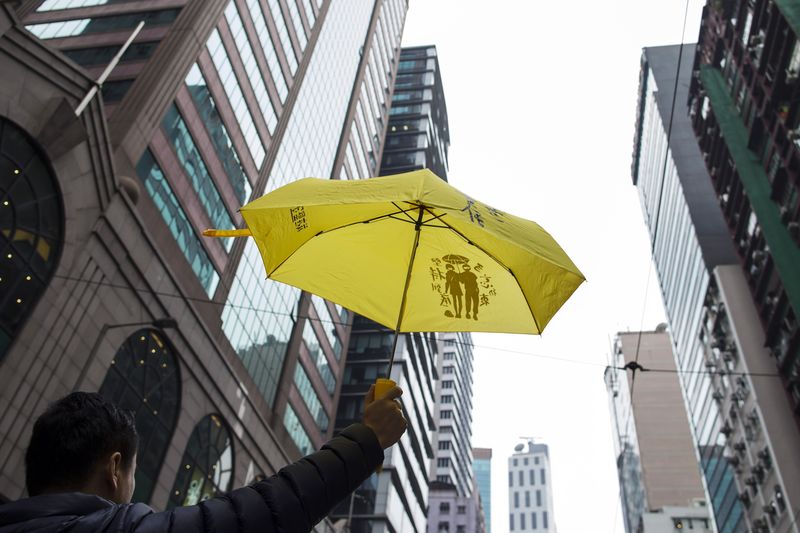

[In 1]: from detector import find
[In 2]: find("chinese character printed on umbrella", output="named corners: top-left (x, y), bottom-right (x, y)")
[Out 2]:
top-left (289, 206), bottom-right (308, 231)
top-left (460, 196), bottom-right (506, 228)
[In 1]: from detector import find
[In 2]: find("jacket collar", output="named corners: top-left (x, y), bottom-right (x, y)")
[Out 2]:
top-left (0, 492), bottom-right (113, 526)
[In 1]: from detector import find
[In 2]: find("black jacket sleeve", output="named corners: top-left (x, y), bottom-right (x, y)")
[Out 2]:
top-left (131, 423), bottom-right (384, 533)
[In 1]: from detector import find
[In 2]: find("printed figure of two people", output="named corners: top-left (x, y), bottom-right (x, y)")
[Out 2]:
top-left (444, 264), bottom-right (479, 320)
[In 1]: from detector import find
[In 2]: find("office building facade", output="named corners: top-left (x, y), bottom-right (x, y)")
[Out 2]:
top-left (507, 441), bottom-right (555, 533)
top-left (427, 480), bottom-right (485, 533)
top-left (605, 329), bottom-right (709, 533)
top-left (633, 40), bottom-right (800, 532)
top-left (473, 447), bottom-right (492, 533)
top-left (0, 0), bottom-right (407, 515)
top-left (331, 316), bottom-right (438, 533)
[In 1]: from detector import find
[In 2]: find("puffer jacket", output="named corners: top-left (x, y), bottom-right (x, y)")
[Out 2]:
top-left (0, 423), bottom-right (382, 533)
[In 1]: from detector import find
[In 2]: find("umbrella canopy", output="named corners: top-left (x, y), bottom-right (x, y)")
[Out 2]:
top-left (205, 169), bottom-right (585, 335)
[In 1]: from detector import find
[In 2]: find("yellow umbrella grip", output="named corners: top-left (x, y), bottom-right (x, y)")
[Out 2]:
top-left (202, 228), bottom-right (252, 238)
top-left (374, 378), bottom-right (397, 400)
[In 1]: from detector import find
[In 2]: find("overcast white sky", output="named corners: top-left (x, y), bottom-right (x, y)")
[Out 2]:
top-left (401, 1), bottom-right (706, 532)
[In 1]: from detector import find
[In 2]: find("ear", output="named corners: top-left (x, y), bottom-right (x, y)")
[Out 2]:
top-left (107, 452), bottom-right (124, 491)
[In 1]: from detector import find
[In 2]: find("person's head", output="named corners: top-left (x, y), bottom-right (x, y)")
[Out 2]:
top-left (25, 392), bottom-right (138, 503)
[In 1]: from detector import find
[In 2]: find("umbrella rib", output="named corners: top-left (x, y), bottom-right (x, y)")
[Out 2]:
top-left (267, 208), bottom-right (414, 277)
top-left (392, 201), bottom-right (419, 223)
top-left (420, 207), bottom-right (543, 333)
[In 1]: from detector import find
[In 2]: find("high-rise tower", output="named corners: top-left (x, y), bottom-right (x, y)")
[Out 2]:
top-left (507, 441), bottom-right (555, 533)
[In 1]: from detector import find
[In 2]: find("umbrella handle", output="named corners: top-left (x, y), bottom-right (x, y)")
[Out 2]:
top-left (373, 378), bottom-right (397, 474)
top-left (202, 228), bottom-right (252, 238)
top-left (374, 378), bottom-right (396, 399)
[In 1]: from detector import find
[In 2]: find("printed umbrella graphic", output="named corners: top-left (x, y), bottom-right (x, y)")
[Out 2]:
top-left (205, 169), bottom-right (585, 396)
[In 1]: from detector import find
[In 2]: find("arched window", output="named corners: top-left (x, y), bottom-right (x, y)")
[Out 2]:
top-left (0, 117), bottom-right (63, 361)
top-left (99, 328), bottom-right (180, 503)
top-left (169, 414), bottom-right (234, 507)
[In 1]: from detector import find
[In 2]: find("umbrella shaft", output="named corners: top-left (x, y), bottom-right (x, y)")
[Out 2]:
top-left (387, 329), bottom-right (399, 377)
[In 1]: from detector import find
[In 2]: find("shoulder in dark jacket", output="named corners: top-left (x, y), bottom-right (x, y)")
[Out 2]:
top-left (0, 423), bottom-right (382, 533)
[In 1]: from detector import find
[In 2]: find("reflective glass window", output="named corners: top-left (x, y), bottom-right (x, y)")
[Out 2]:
top-left (206, 29), bottom-right (266, 167)
top-left (224, 2), bottom-right (278, 132)
top-left (221, 243), bottom-right (296, 406)
top-left (293, 363), bottom-right (328, 430)
top-left (38, 0), bottom-right (137, 10)
top-left (302, 320), bottom-right (335, 393)
top-left (244, 0), bottom-right (289, 101)
top-left (168, 414), bottom-right (233, 507)
top-left (63, 41), bottom-right (159, 66)
top-left (136, 150), bottom-right (219, 296)
top-left (27, 9), bottom-right (179, 39)
top-left (286, 0), bottom-right (308, 51)
top-left (161, 104), bottom-right (234, 251)
top-left (311, 294), bottom-right (342, 359)
top-left (284, 403), bottom-right (313, 455)
top-left (266, 0), bottom-right (298, 73)
top-left (101, 79), bottom-right (134, 102)
top-left (0, 118), bottom-right (62, 361)
top-left (185, 64), bottom-right (252, 204)
top-left (99, 328), bottom-right (179, 503)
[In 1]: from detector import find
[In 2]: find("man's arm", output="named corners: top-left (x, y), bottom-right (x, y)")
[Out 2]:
top-left (128, 385), bottom-right (407, 532)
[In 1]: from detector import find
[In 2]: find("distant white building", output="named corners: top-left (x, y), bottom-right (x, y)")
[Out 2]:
top-left (640, 506), bottom-right (712, 533)
top-left (507, 441), bottom-right (555, 532)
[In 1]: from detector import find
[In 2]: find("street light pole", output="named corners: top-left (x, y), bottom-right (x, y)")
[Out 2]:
top-left (72, 317), bottom-right (177, 392)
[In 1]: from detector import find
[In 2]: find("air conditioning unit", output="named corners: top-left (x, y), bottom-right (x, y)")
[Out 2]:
top-left (712, 391), bottom-right (724, 401)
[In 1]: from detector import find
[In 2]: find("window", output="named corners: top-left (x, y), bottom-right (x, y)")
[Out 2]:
top-left (441, 410), bottom-right (453, 419)
top-left (540, 469), bottom-right (546, 484)
top-left (524, 457), bottom-right (529, 465)
top-left (457, 505), bottom-right (466, 515)
top-left (437, 522), bottom-right (449, 532)
top-left (513, 458), bottom-right (518, 466)
top-left (521, 513), bottom-right (526, 530)
top-left (293, 363), bottom-right (328, 431)
top-left (63, 41), bottom-right (159, 66)
top-left (438, 441), bottom-right (451, 450)
top-left (136, 150), bottom-right (219, 296)
top-left (543, 511), bottom-right (548, 529)
top-left (510, 513), bottom-right (514, 531)
top-left (0, 117), bottom-right (63, 362)
top-left (283, 403), bottom-right (313, 455)
top-left (530, 470), bottom-right (535, 485)
top-left (532, 511), bottom-right (537, 529)
top-left (536, 490), bottom-right (542, 506)
top-left (535, 456), bottom-right (540, 465)
top-left (444, 351), bottom-right (455, 360)
top-left (519, 470), bottom-right (523, 485)
top-left (440, 502), bottom-right (450, 514)
top-left (441, 395), bottom-right (453, 403)
top-left (514, 492), bottom-right (519, 508)
top-left (184, 64), bottom-right (251, 204)
top-left (509, 472), bottom-right (513, 487)
top-left (525, 491), bottom-right (530, 507)
top-left (99, 329), bottom-right (180, 504)
top-left (168, 414), bottom-right (233, 507)
top-left (26, 8), bottom-right (180, 39)
top-left (311, 294), bottom-right (343, 359)
top-left (162, 104), bottom-right (234, 250)
top-left (438, 458), bottom-right (450, 468)
top-left (302, 320), bottom-right (335, 393)
top-left (442, 380), bottom-right (454, 389)
top-left (444, 339), bottom-right (455, 346)
top-left (443, 366), bottom-right (454, 374)
top-left (456, 526), bottom-right (465, 533)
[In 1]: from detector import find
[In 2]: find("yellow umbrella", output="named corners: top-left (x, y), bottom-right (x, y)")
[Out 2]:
top-left (205, 169), bottom-right (584, 391)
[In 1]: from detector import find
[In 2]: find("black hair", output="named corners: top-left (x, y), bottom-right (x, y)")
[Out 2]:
top-left (25, 392), bottom-right (138, 496)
